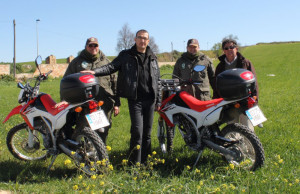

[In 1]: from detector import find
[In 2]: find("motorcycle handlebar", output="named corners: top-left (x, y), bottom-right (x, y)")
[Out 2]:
top-left (160, 78), bottom-right (203, 87)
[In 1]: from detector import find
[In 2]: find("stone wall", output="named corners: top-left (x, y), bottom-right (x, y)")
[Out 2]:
top-left (33, 63), bottom-right (69, 78)
top-left (0, 65), bottom-right (10, 75)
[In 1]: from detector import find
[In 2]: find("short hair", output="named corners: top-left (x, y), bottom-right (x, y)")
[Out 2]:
top-left (222, 38), bottom-right (237, 49)
top-left (136, 29), bottom-right (149, 38)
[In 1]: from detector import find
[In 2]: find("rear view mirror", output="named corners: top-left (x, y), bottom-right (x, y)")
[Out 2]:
top-left (193, 65), bottom-right (206, 72)
top-left (35, 56), bottom-right (42, 67)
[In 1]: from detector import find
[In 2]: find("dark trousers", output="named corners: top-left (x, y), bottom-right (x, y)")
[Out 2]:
top-left (128, 98), bottom-right (155, 164)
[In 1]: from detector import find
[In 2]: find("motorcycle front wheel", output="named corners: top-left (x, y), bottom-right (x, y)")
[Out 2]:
top-left (6, 123), bottom-right (48, 161)
top-left (158, 119), bottom-right (174, 153)
top-left (220, 123), bottom-right (265, 171)
top-left (72, 126), bottom-right (109, 175)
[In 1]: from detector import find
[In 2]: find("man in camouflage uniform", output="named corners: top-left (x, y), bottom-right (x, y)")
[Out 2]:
top-left (173, 39), bottom-right (215, 100)
top-left (63, 37), bottom-right (120, 144)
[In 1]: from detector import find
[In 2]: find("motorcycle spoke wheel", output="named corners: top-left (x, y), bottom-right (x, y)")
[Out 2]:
top-left (221, 123), bottom-right (265, 171)
top-left (73, 126), bottom-right (108, 175)
top-left (6, 123), bottom-right (48, 161)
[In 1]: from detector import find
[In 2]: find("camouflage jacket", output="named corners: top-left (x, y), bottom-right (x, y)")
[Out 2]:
top-left (172, 52), bottom-right (215, 99)
top-left (63, 49), bottom-right (120, 106)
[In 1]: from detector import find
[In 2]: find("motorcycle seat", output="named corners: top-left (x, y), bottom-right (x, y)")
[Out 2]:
top-left (40, 94), bottom-right (69, 115)
top-left (179, 91), bottom-right (223, 112)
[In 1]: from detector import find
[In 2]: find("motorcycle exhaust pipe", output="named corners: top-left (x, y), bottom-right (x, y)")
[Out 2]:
top-left (202, 139), bottom-right (237, 157)
top-left (58, 143), bottom-right (82, 161)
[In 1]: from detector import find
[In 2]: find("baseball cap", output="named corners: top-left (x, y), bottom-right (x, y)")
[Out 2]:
top-left (86, 37), bottom-right (99, 46)
top-left (187, 39), bottom-right (199, 47)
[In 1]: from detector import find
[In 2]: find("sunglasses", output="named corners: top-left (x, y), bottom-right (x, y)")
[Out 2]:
top-left (224, 45), bottom-right (236, 50)
top-left (88, 44), bottom-right (99, 48)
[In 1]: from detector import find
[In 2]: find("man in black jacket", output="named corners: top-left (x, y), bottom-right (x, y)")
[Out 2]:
top-left (81, 30), bottom-right (160, 165)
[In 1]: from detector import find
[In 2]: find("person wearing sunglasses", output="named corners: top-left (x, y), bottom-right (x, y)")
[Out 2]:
top-left (81, 30), bottom-right (161, 165)
top-left (63, 37), bottom-right (120, 144)
top-left (213, 38), bottom-right (259, 131)
top-left (173, 38), bottom-right (215, 101)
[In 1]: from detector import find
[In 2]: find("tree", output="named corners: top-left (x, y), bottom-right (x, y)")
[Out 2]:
top-left (211, 34), bottom-right (240, 58)
top-left (148, 36), bottom-right (159, 54)
top-left (116, 23), bottom-right (135, 52)
top-left (116, 23), bottom-right (159, 54)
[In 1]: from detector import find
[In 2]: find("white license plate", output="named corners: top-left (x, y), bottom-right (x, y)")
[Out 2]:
top-left (245, 106), bottom-right (267, 126)
top-left (85, 110), bottom-right (110, 131)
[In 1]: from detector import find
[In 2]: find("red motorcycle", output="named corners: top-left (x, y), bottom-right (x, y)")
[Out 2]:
top-left (157, 65), bottom-right (266, 171)
top-left (3, 56), bottom-right (109, 175)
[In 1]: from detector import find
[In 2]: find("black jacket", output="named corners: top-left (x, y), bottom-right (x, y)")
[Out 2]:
top-left (93, 45), bottom-right (161, 103)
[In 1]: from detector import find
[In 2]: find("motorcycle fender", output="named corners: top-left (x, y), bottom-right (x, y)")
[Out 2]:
top-left (203, 107), bottom-right (223, 126)
top-left (2, 105), bottom-right (23, 123)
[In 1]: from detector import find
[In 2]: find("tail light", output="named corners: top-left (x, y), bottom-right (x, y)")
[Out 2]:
top-left (88, 101), bottom-right (98, 113)
top-left (247, 97), bottom-right (256, 108)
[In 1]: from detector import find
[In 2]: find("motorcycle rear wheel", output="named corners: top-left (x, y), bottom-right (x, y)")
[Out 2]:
top-left (72, 126), bottom-right (109, 175)
top-left (221, 123), bottom-right (265, 171)
top-left (6, 123), bottom-right (48, 161)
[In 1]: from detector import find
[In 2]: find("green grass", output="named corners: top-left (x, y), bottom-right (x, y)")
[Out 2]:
top-left (0, 43), bottom-right (299, 193)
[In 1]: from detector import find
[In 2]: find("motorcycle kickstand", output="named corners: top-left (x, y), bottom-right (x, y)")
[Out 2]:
top-left (46, 155), bottom-right (58, 174)
top-left (193, 150), bottom-right (203, 169)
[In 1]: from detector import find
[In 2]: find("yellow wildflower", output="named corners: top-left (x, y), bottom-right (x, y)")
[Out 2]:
top-left (106, 146), bottom-right (112, 151)
top-left (71, 151), bottom-right (76, 155)
top-left (229, 163), bottom-right (235, 170)
top-left (91, 168), bottom-right (95, 171)
top-left (186, 165), bottom-right (191, 170)
top-left (136, 145), bottom-right (141, 150)
top-left (199, 181), bottom-right (204, 186)
top-left (73, 185), bottom-right (78, 190)
top-left (91, 175), bottom-right (97, 180)
top-left (229, 184), bottom-right (236, 190)
top-left (148, 154), bottom-right (152, 158)
top-left (276, 155), bottom-right (281, 160)
top-left (90, 161), bottom-right (94, 166)
top-left (100, 181), bottom-right (105, 186)
top-left (278, 159), bottom-right (283, 164)
top-left (195, 168), bottom-right (200, 173)
top-left (108, 164), bottom-right (114, 170)
top-left (133, 177), bottom-right (137, 181)
top-left (120, 183), bottom-right (124, 186)
top-left (97, 161), bottom-right (101, 165)
top-left (175, 158), bottom-right (179, 162)
top-left (80, 163), bottom-right (85, 168)
top-left (161, 159), bottom-right (165, 164)
top-left (64, 159), bottom-right (71, 165)
top-left (122, 159), bottom-right (128, 165)
top-left (78, 175), bottom-right (83, 180)
top-left (136, 162), bottom-right (140, 167)
top-left (197, 185), bottom-right (201, 190)
top-left (295, 179), bottom-right (299, 184)
top-left (211, 175), bottom-right (214, 180)
top-left (152, 151), bottom-right (157, 155)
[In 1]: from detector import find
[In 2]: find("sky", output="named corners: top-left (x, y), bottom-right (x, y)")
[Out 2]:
top-left (1, 0), bottom-right (299, 63)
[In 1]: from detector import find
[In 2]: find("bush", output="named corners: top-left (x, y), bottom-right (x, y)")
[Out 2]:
top-left (0, 74), bottom-right (15, 82)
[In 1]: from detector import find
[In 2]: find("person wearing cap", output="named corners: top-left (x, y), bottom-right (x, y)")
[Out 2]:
top-left (213, 38), bottom-right (259, 131)
top-left (80, 30), bottom-right (161, 165)
top-left (63, 37), bottom-right (120, 144)
top-left (173, 38), bottom-right (215, 101)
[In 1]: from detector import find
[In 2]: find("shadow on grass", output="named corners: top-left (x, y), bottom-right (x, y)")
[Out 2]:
top-left (0, 159), bottom-right (77, 183)
top-left (108, 145), bottom-right (228, 178)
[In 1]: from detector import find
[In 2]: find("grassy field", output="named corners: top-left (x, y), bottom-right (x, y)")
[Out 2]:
top-left (0, 43), bottom-right (299, 193)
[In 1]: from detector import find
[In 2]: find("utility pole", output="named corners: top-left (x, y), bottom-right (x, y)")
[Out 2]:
top-left (36, 19), bottom-right (40, 56)
top-left (13, 19), bottom-right (16, 78)
top-left (171, 42), bottom-right (174, 62)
